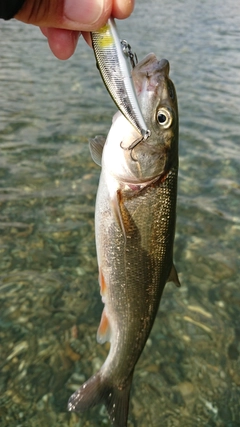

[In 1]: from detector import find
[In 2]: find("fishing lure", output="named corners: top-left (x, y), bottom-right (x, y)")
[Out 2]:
top-left (91, 17), bottom-right (151, 141)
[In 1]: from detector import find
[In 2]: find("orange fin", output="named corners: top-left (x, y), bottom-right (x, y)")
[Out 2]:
top-left (167, 264), bottom-right (181, 287)
top-left (97, 308), bottom-right (111, 344)
top-left (99, 268), bottom-right (107, 299)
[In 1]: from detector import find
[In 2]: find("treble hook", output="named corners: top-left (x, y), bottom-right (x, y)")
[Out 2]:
top-left (121, 39), bottom-right (138, 69)
top-left (120, 135), bottom-right (144, 162)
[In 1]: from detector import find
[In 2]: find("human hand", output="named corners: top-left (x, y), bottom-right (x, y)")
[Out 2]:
top-left (15, 0), bottom-right (135, 60)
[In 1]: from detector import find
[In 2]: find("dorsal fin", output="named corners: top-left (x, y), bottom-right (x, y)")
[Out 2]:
top-left (89, 135), bottom-right (106, 166)
top-left (167, 264), bottom-right (181, 287)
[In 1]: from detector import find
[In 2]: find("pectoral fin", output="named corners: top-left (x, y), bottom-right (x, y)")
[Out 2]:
top-left (111, 191), bottom-right (127, 242)
top-left (167, 264), bottom-right (181, 287)
top-left (89, 135), bottom-right (106, 166)
top-left (111, 189), bottom-right (135, 243)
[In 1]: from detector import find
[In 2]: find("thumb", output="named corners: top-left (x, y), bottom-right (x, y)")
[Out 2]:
top-left (15, 0), bottom-right (111, 31)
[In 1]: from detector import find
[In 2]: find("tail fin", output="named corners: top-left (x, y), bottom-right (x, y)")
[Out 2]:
top-left (68, 371), bottom-right (132, 427)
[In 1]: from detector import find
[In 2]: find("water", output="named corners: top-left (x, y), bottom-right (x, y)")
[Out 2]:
top-left (0, 0), bottom-right (239, 426)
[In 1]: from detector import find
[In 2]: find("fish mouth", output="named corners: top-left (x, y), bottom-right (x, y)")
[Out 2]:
top-left (134, 53), bottom-right (170, 78)
top-left (132, 53), bottom-right (170, 98)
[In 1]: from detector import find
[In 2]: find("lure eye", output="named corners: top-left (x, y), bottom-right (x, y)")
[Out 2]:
top-left (156, 108), bottom-right (172, 128)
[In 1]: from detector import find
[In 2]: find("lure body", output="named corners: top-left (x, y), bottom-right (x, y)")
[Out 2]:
top-left (91, 17), bottom-right (150, 139)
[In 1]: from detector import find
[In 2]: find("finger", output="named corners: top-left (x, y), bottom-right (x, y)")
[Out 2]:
top-left (44, 28), bottom-right (81, 60)
top-left (15, 0), bottom-right (112, 31)
top-left (81, 0), bottom-right (135, 49)
top-left (81, 32), bottom-right (92, 48)
top-left (40, 27), bottom-right (48, 37)
top-left (112, 0), bottom-right (135, 19)
top-left (63, 0), bottom-right (111, 29)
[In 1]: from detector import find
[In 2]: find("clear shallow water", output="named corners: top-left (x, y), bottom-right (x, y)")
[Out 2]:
top-left (0, 1), bottom-right (239, 426)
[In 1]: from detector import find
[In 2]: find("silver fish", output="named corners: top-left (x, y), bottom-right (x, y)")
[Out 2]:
top-left (68, 53), bottom-right (180, 427)
top-left (91, 17), bottom-right (150, 140)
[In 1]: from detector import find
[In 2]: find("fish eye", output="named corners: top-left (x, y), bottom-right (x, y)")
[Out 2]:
top-left (156, 108), bottom-right (172, 128)
top-left (158, 113), bottom-right (167, 124)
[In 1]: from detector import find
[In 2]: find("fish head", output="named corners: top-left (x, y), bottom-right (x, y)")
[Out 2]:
top-left (126, 53), bottom-right (179, 182)
top-left (101, 53), bottom-right (178, 186)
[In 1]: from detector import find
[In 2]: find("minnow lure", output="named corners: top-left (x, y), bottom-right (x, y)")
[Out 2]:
top-left (91, 17), bottom-right (151, 141)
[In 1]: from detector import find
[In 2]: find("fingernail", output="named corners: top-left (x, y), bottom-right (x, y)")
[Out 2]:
top-left (64, 0), bottom-right (104, 25)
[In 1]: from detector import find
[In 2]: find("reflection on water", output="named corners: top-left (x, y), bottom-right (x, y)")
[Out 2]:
top-left (0, 0), bottom-right (239, 426)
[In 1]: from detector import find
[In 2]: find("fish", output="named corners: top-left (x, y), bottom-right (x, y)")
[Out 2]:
top-left (91, 17), bottom-right (150, 141)
top-left (68, 53), bottom-right (180, 427)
